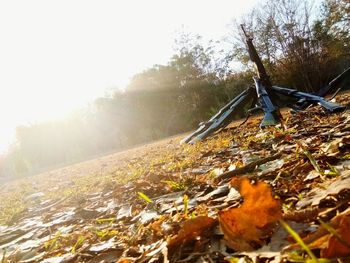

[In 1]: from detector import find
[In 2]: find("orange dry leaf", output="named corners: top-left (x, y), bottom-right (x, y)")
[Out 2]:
top-left (303, 208), bottom-right (350, 258)
top-left (167, 216), bottom-right (216, 250)
top-left (322, 215), bottom-right (350, 258)
top-left (116, 259), bottom-right (134, 263)
top-left (321, 216), bottom-right (350, 258)
top-left (218, 178), bottom-right (282, 251)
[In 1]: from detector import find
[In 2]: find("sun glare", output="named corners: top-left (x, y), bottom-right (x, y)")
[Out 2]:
top-left (0, 0), bottom-right (259, 153)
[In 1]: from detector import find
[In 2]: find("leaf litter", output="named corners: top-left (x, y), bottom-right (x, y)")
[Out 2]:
top-left (1, 95), bottom-right (350, 262)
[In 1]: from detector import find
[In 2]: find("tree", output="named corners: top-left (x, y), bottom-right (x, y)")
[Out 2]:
top-left (229, 0), bottom-right (350, 92)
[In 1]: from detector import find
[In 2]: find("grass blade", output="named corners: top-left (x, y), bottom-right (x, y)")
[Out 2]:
top-left (137, 192), bottom-right (153, 204)
top-left (279, 219), bottom-right (319, 263)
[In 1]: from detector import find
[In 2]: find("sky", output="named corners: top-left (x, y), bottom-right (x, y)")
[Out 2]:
top-left (0, 0), bottom-right (260, 153)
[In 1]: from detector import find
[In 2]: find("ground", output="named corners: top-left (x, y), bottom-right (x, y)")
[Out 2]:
top-left (1, 94), bottom-right (350, 262)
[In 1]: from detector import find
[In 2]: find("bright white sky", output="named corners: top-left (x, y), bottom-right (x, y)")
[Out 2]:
top-left (0, 0), bottom-right (259, 153)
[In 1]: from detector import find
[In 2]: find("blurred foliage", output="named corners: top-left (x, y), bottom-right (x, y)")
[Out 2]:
top-left (0, 0), bottom-right (349, 178)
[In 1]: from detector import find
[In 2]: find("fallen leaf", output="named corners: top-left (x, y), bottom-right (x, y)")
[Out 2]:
top-left (218, 178), bottom-right (282, 251)
top-left (87, 250), bottom-right (123, 263)
top-left (283, 207), bottom-right (321, 223)
top-left (167, 216), bottom-right (216, 250)
top-left (257, 159), bottom-right (285, 176)
top-left (286, 208), bottom-right (350, 258)
top-left (304, 170), bottom-right (321, 181)
top-left (116, 258), bottom-right (134, 263)
top-left (320, 138), bottom-right (343, 156)
top-left (89, 238), bottom-right (116, 252)
top-left (196, 185), bottom-right (229, 202)
top-left (296, 172), bottom-right (350, 209)
top-left (321, 215), bottom-right (350, 258)
top-left (321, 135), bottom-right (350, 156)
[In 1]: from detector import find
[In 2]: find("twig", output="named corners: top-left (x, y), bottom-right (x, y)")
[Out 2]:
top-left (215, 152), bottom-right (282, 181)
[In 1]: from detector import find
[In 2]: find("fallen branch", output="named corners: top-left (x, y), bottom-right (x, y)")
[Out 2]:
top-left (215, 152), bottom-right (282, 181)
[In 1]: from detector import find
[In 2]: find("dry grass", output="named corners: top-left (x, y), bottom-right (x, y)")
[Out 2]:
top-left (0, 127), bottom-right (235, 225)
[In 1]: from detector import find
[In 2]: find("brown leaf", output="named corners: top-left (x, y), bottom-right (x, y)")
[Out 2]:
top-left (116, 258), bottom-right (134, 263)
top-left (167, 216), bottom-right (216, 249)
top-left (218, 178), bottom-right (282, 251)
top-left (296, 173), bottom-right (350, 209)
top-left (289, 208), bottom-right (350, 258)
top-left (283, 207), bottom-right (322, 223)
top-left (322, 215), bottom-right (350, 258)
